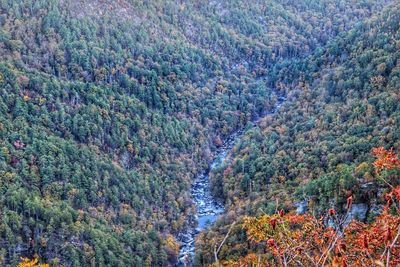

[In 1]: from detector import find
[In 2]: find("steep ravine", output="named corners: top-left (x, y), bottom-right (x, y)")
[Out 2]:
top-left (176, 93), bottom-right (286, 266)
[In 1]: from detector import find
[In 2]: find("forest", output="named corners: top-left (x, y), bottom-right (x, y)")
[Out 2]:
top-left (0, 0), bottom-right (399, 266)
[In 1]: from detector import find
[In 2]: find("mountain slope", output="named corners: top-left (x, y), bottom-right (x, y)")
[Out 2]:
top-left (197, 2), bottom-right (400, 265)
top-left (0, 0), bottom-right (393, 266)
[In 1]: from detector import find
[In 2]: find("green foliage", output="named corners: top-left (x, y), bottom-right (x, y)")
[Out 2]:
top-left (202, 2), bottom-right (400, 264)
top-left (0, 0), bottom-right (395, 266)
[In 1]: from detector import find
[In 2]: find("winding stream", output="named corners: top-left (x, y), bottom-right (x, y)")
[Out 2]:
top-left (176, 94), bottom-right (286, 266)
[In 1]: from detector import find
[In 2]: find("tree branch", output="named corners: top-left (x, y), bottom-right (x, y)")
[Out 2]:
top-left (214, 221), bottom-right (236, 266)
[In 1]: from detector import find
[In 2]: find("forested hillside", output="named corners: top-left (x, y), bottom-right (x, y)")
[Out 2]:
top-left (0, 0), bottom-right (396, 266)
top-left (197, 2), bottom-right (400, 265)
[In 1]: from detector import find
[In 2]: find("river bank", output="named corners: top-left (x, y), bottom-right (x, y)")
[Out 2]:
top-left (176, 94), bottom-right (286, 266)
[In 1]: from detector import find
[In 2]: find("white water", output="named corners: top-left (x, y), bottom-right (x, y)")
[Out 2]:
top-left (176, 94), bottom-right (286, 266)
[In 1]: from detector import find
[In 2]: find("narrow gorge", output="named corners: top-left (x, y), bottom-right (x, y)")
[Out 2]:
top-left (177, 92), bottom-right (286, 265)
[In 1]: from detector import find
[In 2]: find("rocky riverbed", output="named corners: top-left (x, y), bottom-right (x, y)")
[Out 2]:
top-left (176, 95), bottom-right (286, 266)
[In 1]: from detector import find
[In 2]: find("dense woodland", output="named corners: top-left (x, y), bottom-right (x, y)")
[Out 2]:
top-left (0, 0), bottom-right (398, 266)
top-left (198, 2), bottom-right (400, 266)
top-left (199, 148), bottom-right (400, 266)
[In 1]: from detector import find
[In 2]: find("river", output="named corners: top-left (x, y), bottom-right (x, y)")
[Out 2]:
top-left (176, 94), bottom-right (286, 266)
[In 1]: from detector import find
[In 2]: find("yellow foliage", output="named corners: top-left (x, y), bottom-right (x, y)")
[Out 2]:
top-left (164, 234), bottom-right (180, 255)
top-left (144, 255), bottom-right (152, 267)
top-left (127, 143), bottom-right (135, 153)
top-left (38, 97), bottom-right (46, 106)
top-left (18, 257), bottom-right (49, 267)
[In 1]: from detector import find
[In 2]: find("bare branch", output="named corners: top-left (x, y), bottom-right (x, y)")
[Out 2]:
top-left (214, 221), bottom-right (236, 266)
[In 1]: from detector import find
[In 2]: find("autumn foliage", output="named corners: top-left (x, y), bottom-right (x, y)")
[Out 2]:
top-left (220, 148), bottom-right (400, 266)
top-left (17, 257), bottom-right (49, 267)
top-left (372, 147), bottom-right (400, 171)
